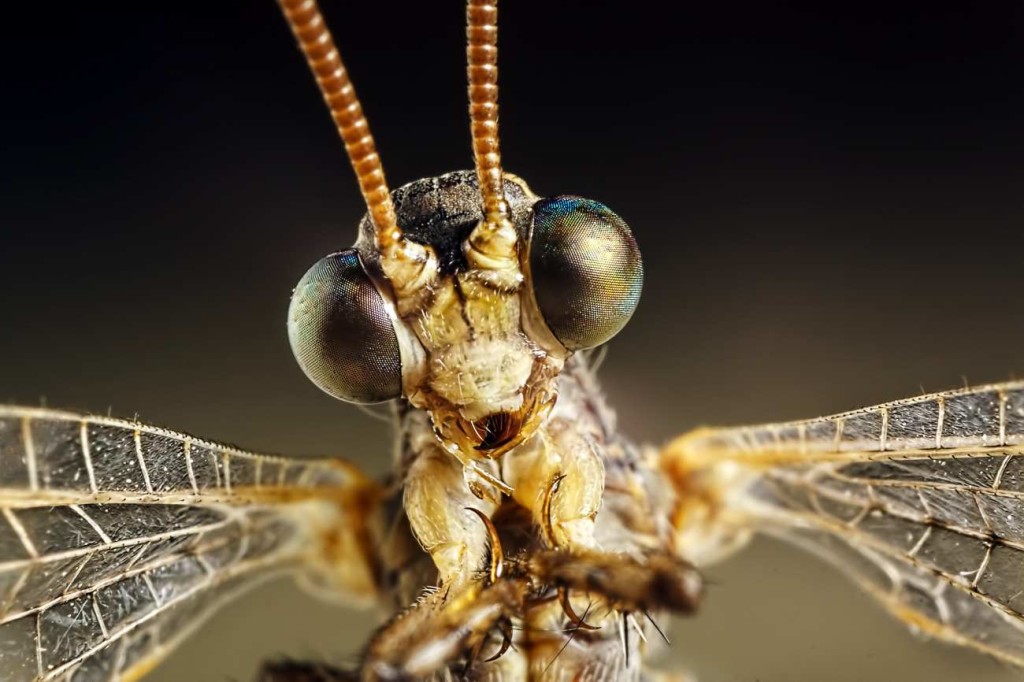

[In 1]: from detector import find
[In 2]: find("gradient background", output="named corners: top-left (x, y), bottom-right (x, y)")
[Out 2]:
top-left (3, 2), bottom-right (1024, 680)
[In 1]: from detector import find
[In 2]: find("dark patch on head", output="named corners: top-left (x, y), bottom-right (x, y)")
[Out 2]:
top-left (355, 170), bottom-right (535, 277)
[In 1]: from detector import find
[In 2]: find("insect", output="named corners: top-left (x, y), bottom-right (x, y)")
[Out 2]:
top-left (2, 1), bottom-right (1024, 679)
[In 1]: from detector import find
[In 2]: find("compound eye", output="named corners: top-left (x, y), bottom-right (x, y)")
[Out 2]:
top-left (288, 250), bottom-right (402, 404)
top-left (529, 197), bottom-right (643, 351)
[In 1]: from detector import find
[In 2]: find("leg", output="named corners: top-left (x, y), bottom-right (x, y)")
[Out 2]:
top-left (521, 549), bottom-right (702, 681)
top-left (362, 579), bottom-right (529, 681)
top-left (353, 548), bottom-right (699, 681)
top-left (529, 548), bottom-right (701, 615)
top-left (502, 417), bottom-right (605, 550)
top-left (403, 439), bottom-right (500, 588)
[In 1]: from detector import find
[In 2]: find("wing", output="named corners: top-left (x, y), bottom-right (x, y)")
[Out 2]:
top-left (0, 406), bottom-right (382, 682)
top-left (660, 381), bottom-right (1024, 667)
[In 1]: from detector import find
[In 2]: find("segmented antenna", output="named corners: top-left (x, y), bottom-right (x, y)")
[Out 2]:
top-left (467, 0), bottom-right (510, 228)
top-left (465, 0), bottom-right (519, 274)
top-left (277, 0), bottom-right (402, 252)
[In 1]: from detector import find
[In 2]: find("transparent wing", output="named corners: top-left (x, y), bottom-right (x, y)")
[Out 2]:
top-left (0, 406), bottom-right (380, 682)
top-left (662, 381), bottom-right (1024, 666)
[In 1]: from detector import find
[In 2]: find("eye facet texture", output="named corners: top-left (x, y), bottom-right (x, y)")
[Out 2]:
top-left (288, 250), bottom-right (402, 403)
top-left (529, 197), bottom-right (643, 351)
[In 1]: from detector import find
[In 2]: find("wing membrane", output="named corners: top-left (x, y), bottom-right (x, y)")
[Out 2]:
top-left (663, 381), bottom-right (1024, 666)
top-left (0, 406), bottom-right (379, 682)
top-left (0, 406), bottom-right (368, 507)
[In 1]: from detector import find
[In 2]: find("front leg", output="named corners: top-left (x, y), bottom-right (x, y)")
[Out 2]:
top-left (363, 578), bottom-right (528, 680)
top-left (403, 437), bottom-right (500, 588)
top-left (521, 548), bottom-right (702, 681)
top-left (503, 416), bottom-right (605, 550)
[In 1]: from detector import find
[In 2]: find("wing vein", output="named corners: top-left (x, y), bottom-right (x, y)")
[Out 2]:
top-left (79, 420), bottom-right (99, 494)
top-left (0, 516), bottom-right (228, 574)
top-left (34, 612), bottom-right (43, 678)
top-left (69, 504), bottom-right (113, 544)
top-left (22, 416), bottom-right (38, 493)
top-left (936, 395), bottom-right (946, 449)
top-left (2, 507), bottom-right (38, 559)
top-left (134, 428), bottom-right (154, 494)
top-left (183, 438), bottom-right (200, 496)
top-left (91, 591), bottom-right (110, 639)
top-left (40, 554), bottom-right (290, 680)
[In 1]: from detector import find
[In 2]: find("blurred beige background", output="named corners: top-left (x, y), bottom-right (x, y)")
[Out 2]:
top-left (3, 2), bottom-right (1024, 680)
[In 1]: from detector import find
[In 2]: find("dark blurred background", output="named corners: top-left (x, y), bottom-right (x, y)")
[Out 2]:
top-left (2, 1), bottom-right (1024, 680)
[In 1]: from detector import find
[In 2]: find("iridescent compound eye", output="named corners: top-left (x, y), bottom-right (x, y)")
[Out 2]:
top-left (528, 197), bottom-right (643, 351)
top-left (288, 250), bottom-right (403, 403)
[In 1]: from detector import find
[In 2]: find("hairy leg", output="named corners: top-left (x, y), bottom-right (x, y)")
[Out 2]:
top-left (403, 439), bottom-right (501, 588)
top-left (502, 417), bottom-right (605, 551)
top-left (317, 545), bottom-right (700, 681)
top-left (521, 549), bottom-right (701, 682)
top-left (362, 579), bottom-right (528, 680)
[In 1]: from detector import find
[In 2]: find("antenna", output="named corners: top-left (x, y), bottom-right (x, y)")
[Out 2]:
top-left (465, 0), bottom-right (519, 275)
top-left (278, 0), bottom-right (434, 291)
top-left (467, 0), bottom-right (507, 224)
